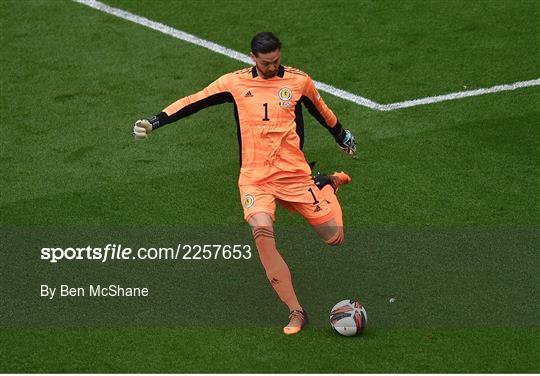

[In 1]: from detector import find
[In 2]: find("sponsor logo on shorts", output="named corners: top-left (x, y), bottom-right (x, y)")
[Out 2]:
top-left (244, 195), bottom-right (255, 208)
top-left (278, 87), bottom-right (292, 101)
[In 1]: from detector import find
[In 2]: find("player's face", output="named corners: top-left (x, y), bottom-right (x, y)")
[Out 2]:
top-left (251, 49), bottom-right (281, 79)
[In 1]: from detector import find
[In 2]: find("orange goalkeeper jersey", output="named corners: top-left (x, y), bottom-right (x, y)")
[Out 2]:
top-left (155, 65), bottom-right (343, 185)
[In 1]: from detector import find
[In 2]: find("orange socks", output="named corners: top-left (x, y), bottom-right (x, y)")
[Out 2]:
top-left (252, 227), bottom-right (301, 311)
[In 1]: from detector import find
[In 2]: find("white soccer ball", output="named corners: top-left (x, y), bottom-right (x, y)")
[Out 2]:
top-left (330, 299), bottom-right (368, 336)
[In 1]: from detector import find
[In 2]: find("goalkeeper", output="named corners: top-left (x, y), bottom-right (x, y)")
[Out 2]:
top-left (133, 32), bottom-right (357, 335)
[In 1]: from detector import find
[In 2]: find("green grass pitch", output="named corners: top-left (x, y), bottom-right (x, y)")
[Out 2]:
top-left (1, 0), bottom-right (539, 372)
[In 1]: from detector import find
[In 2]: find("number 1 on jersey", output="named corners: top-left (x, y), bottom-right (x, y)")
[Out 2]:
top-left (262, 103), bottom-right (270, 121)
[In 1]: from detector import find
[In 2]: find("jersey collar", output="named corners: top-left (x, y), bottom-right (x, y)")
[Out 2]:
top-left (251, 65), bottom-right (285, 78)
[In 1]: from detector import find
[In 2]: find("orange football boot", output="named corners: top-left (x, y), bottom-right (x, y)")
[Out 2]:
top-left (283, 309), bottom-right (309, 335)
top-left (329, 171), bottom-right (351, 192)
top-left (313, 171), bottom-right (351, 193)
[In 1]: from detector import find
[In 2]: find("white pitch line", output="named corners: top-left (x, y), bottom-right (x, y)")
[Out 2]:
top-left (73, 0), bottom-right (253, 65)
top-left (73, 0), bottom-right (540, 111)
top-left (378, 79), bottom-right (540, 111)
top-left (72, 0), bottom-right (380, 109)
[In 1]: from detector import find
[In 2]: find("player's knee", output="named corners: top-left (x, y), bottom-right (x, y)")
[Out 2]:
top-left (323, 228), bottom-right (344, 246)
top-left (247, 212), bottom-right (274, 228)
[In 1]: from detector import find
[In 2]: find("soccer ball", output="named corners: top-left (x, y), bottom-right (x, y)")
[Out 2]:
top-left (329, 299), bottom-right (367, 336)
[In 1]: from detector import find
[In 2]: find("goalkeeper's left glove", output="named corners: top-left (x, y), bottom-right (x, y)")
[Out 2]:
top-left (335, 128), bottom-right (357, 155)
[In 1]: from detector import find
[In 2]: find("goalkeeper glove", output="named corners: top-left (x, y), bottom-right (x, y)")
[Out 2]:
top-left (133, 120), bottom-right (151, 139)
top-left (132, 116), bottom-right (159, 140)
top-left (335, 128), bottom-right (357, 155)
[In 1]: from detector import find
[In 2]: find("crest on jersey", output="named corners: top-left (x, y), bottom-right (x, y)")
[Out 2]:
top-left (243, 195), bottom-right (255, 208)
top-left (278, 87), bottom-right (292, 101)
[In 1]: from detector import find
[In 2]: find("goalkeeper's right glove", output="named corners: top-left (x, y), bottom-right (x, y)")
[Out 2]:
top-left (133, 120), bottom-right (151, 139)
top-left (133, 116), bottom-right (160, 140)
top-left (335, 128), bottom-right (357, 155)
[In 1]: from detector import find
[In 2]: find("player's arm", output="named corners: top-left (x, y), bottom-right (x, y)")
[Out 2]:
top-left (300, 76), bottom-right (357, 155)
top-left (133, 75), bottom-right (233, 139)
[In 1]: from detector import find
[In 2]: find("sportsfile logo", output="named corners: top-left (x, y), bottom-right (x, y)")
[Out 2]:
top-left (40, 244), bottom-right (252, 263)
top-left (41, 244), bottom-right (134, 263)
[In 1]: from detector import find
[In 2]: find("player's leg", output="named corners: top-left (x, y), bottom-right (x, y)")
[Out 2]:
top-left (287, 172), bottom-right (350, 245)
top-left (247, 212), bottom-right (301, 311)
top-left (312, 171), bottom-right (351, 245)
top-left (312, 217), bottom-right (344, 246)
top-left (240, 185), bottom-right (307, 334)
top-left (247, 212), bottom-right (308, 334)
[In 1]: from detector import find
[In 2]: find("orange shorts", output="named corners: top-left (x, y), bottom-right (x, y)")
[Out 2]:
top-left (239, 177), bottom-right (334, 225)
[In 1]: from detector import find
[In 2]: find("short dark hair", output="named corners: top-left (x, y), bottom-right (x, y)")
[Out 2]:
top-left (250, 32), bottom-right (282, 55)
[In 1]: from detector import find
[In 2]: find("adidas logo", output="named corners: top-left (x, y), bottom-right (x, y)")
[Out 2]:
top-left (244, 91), bottom-right (253, 97)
